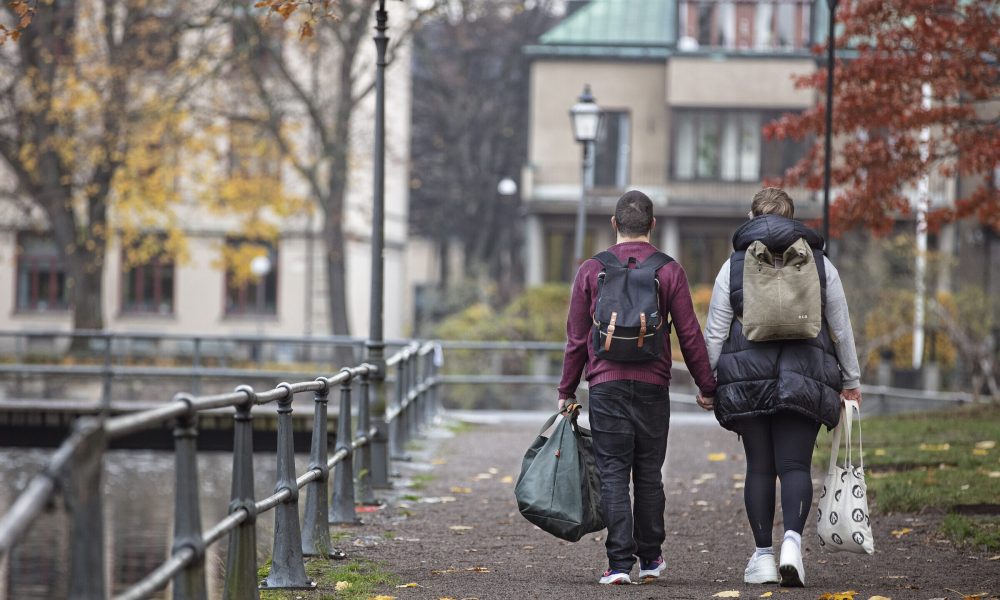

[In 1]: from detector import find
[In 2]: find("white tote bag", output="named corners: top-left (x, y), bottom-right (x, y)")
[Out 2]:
top-left (816, 400), bottom-right (875, 554)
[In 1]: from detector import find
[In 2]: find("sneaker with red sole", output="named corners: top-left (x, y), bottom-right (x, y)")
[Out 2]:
top-left (599, 568), bottom-right (632, 585)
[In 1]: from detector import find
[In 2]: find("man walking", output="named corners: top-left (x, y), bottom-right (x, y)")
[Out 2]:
top-left (558, 189), bottom-right (717, 585)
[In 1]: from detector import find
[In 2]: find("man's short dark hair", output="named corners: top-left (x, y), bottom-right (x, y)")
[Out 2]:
top-left (614, 190), bottom-right (654, 237)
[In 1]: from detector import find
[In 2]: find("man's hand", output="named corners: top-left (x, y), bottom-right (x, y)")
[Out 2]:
top-left (695, 394), bottom-right (714, 411)
top-left (558, 398), bottom-right (568, 411)
top-left (841, 387), bottom-right (862, 407)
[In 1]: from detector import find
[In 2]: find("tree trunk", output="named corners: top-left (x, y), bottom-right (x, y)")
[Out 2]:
top-left (323, 208), bottom-right (355, 367)
top-left (66, 243), bottom-right (106, 355)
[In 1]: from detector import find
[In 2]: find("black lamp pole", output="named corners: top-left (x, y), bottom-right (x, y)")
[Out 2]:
top-left (822, 0), bottom-right (838, 249)
top-left (368, 0), bottom-right (388, 373)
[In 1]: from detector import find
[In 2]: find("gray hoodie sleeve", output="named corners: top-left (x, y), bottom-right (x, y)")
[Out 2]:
top-left (704, 260), bottom-right (733, 374)
top-left (823, 257), bottom-right (862, 389)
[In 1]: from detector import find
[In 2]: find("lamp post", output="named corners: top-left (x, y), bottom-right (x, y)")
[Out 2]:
top-left (822, 0), bottom-right (838, 250)
top-left (368, 0), bottom-right (391, 376)
top-left (569, 84), bottom-right (602, 265)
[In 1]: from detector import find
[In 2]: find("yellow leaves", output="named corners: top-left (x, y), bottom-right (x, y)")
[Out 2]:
top-left (817, 592), bottom-right (857, 600)
top-left (395, 582), bottom-right (420, 588)
top-left (890, 528), bottom-right (913, 538)
top-left (334, 580), bottom-right (351, 591)
top-left (448, 525), bottom-right (473, 531)
top-left (449, 487), bottom-right (472, 494)
top-left (867, 596), bottom-right (892, 600)
top-left (759, 593), bottom-right (773, 598)
top-left (370, 596), bottom-right (396, 600)
top-left (712, 592), bottom-right (740, 598)
top-left (218, 241), bottom-right (273, 287)
top-left (919, 443), bottom-right (951, 452)
top-left (973, 449), bottom-right (989, 456)
top-left (707, 453), bottom-right (727, 462)
top-left (874, 448), bottom-right (887, 457)
top-left (500, 475), bottom-right (514, 484)
top-left (976, 441), bottom-right (997, 450)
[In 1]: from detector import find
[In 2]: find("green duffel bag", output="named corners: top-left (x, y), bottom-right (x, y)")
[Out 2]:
top-left (514, 404), bottom-right (605, 542)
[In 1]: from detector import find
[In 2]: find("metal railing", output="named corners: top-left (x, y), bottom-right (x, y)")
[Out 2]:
top-left (0, 340), bottom-right (441, 600)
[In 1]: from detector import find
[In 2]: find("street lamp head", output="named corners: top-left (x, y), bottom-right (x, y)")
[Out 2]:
top-left (569, 84), bottom-right (601, 143)
top-left (497, 177), bottom-right (518, 196)
top-left (250, 254), bottom-right (272, 279)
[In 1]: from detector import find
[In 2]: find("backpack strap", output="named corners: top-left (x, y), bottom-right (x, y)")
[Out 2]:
top-left (638, 251), bottom-right (674, 272)
top-left (592, 251), bottom-right (622, 269)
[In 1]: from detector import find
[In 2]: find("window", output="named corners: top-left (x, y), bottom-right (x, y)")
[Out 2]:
top-left (672, 109), bottom-right (806, 182)
top-left (16, 233), bottom-right (69, 312)
top-left (544, 228), bottom-right (596, 283)
top-left (121, 245), bottom-right (175, 315)
top-left (594, 111), bottom-right (630, 189)
top-left (224, 239), bottom-right (278, 315)
top-left (678, 1), bottom-right (811, 51)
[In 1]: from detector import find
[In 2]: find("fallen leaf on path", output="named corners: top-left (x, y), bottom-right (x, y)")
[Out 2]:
top-left (874, 448), bottom-right (887, 456)
top-left (712, 592), bottom-right (740, 598)
top-left (890, 528), bottom-right (913, 538)
top-left (431, 458), bottom-right (448, 465)
top-left (466, 566), bottom-right (490, 572)
top-left (962, 595), bottom-right (985, 600)
top-left (975, 440), bottom-right (996, 449)
top-left (759, 592), bottom-right (773, 598)
top-left (972, 449), bottom-right (989, 456)
top-left (439, 597), bottom-right (457, 600)
top-left (396, 582), bottom-right (421, 588)
top-left (708, 453), bottom-right (727, 462)
top-left (867, 596), bottom-right (892, 600)
top-left (696, 500), bottom-right (709, 506)
top-left (371, 596), bottom-right (396, 600)
top-left (335, 581), bottom-right (351, 591)
top-left (449, 525), bottom-right (473, 531)
top-left (818, 592), bottom-right (857, 600)
top-left (919, 443), bottom-right (950, 451)
top-left (474, 473), bottom-right (492, 480)
top-left (988, 472), bottom-right (1000, 478)
top-left (988, 555), bottom-right (1000, 560)
top-left (431, 568), bottom-right (458, 575)
top-left (488, 467), bottom-right (498, 474)
top-left (450, 486), bottom-right (472, 494)
top-left (734, 482), bottom-right (745, 489)
top-left (500, 476), bottom-right (514, 483)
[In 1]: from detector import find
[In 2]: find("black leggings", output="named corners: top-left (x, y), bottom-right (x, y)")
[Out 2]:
top-left (737, 411), bottom-right (821, 548)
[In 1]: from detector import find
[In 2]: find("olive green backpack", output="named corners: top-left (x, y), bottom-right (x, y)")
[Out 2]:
top-left (741, 237), bottom-right (822, 342)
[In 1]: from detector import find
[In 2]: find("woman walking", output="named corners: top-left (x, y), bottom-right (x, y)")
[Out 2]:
top-left (697, 188), bottom-right (862, 587)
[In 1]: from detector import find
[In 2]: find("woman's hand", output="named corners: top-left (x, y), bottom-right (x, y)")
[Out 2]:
top-left (696, 394), bottom-right (714, 411)
top-left (841, 387), bottom-right (862, 407)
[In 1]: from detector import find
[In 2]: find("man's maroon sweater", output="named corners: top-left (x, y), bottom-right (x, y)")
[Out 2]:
top-left (558, 241), bottom-right (717, 400)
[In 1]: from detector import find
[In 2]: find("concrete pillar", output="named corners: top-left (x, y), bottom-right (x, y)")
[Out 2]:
top-left (660, 216), bottom-right (680, 258)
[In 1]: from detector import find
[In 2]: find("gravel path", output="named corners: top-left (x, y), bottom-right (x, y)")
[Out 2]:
top-left (351, 412), bottom-right (998, 600)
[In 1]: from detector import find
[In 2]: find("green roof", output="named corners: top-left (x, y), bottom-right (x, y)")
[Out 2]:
top-left (539, 0), bottom-right (675, 47)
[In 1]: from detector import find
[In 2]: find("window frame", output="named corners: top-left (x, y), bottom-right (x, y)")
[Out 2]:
top-left (677, 0), bottom-right (813, 52)
top-left (593, 109), bottom-right (632, 190)
top-left (670, 107), bottom-right (806, 183)
top-left (119, 244), bottom-right (176, 316)
top-left (14, 232), bottom-right (70, 313)
top-left (223, 238), bottom-right (280, 317)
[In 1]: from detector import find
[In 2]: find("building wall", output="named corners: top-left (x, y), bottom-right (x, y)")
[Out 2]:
top-left (666, 56), bottom-right (815, 107)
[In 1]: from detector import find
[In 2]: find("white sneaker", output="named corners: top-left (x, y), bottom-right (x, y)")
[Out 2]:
top-left (779, 540), bottom-right (805, 587)
top-left (744, 552), bottom-right (779, 584)
top-left (638, 556), bottom-right (666, 580)
top-left (599, 569), bottom-right (631, 585)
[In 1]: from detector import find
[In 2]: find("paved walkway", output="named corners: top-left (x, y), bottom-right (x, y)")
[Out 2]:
top-left (353, 411), bottom-right (997, 599)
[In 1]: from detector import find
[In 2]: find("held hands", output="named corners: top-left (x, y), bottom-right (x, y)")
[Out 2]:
top-left (695, 394), bottom-right (714, 411)
top-left (841, 387), bottom-right (863, 407)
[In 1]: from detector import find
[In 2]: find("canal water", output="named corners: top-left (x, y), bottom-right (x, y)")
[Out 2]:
top-left (0, 448), bottom-right (313, 598)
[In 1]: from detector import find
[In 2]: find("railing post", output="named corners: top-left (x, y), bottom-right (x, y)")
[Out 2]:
top-left (302, 379), bottom-right (334, 557)
top-left (192, 337), bottom-right (202, 395)
top-left (423, 350), bottom-right (435, 425)
top-left (171, 397), bottom-right (207, 600)
top-left (407, 349), bottom-right (420, 440)
top-left (330, 370), bottom-right (360, 525)
top-left (263, 383), bottom-right (314, 590)
top-left (355, 368), bottom-right (376, 505)
top-left (390, 355), bottom-right (407, 460)
top-left (62, 417), bottom-right (107, 600)
top-left (370, 417), bottom-right (392, 488)
top-left (101, 332), bottom-right (113, 410)
top-left (224, 386), bottom-right (259, 600)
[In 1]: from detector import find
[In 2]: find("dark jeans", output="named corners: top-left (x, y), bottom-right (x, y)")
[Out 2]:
top-left (588, 380), bottom-right (670, 571)
top-left (735, 411), bottom-right (821, 548)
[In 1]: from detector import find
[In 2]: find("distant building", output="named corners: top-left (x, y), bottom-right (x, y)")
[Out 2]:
top-left (523, 0), bottom-right (826, 286)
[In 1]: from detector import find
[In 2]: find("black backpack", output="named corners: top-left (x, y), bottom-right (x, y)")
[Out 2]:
top-left (591, 251), bottom-right (674, 362)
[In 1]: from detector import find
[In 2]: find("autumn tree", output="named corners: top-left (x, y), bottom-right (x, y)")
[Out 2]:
top-left (0, 0), bottom-right (228, 334)
top-left (409, 1), bottom-right (557, 299)
top-left (765, 0), bottom-right (999, 235)
top-left (235, 1), bottom-right (436, 341)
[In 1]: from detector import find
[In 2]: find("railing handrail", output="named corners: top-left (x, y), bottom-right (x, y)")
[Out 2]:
top-left (0, 339), bottom-right (439, 600)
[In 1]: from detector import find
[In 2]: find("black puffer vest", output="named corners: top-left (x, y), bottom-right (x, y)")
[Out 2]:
top-left (715, 215), bottom-right (843, 431)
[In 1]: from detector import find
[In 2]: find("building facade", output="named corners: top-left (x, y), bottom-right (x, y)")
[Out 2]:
top-left (523, 0), bottom-right (826, 287)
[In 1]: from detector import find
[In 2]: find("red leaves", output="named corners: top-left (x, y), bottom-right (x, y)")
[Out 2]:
top-left (771, 0), bottom-right (999, 237)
